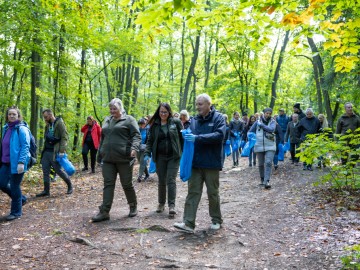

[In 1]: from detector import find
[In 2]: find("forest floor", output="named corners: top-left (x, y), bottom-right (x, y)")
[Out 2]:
top-left (1, 156), bottom-right (360, 270)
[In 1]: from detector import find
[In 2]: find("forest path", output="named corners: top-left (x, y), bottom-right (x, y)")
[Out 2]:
top-left (0, 157), bottom-right (358, 269)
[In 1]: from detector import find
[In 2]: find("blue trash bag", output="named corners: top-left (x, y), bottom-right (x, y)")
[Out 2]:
top-left (56, 154), bottom-right (76, 176)
top-left (224, 139), bottom-right (232, 157)
top-left (149, 157), bottom-right (156, 173)
top-left (241, 132), bottom-right (256, 157)
top-left (232, 133), bottom-right (240, 152)
top-left (240, 139), bottom-right (246, 149)
top-left (180, 129), bottom-right (195, 182)
top-left (278, 143), bottom-right (285, 161)
top-left (283, 138), bottom-right (290, 152)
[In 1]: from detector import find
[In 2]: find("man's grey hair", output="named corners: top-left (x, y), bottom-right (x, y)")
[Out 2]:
top-left (109, 98), bottom-right (124, 112)
top-left (305, 108), bottom-right (314, 114)
top-left (196, 93), bottom-right (212, 104)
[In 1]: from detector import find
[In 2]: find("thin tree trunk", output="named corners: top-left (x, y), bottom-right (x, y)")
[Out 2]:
top-left (73, 49), bottom-right (86, 152)
top-left (307, 37), bottom-right (333, 126)
top-left (267, 32), bottom-right (280, 103)
top-left (182, 33), bottom-right (201, 110)
top-left (179, 19), bottom-right (186, 110)
top-left (30, 46), bottom-right (41, 144)
top-left (269, 30), bottom-right (290, 109)
top-left (102, 51), bottom-right (112, 101)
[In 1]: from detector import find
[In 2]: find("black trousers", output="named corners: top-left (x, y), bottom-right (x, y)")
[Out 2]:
top-left (82, 141), bottom-right (97, 170)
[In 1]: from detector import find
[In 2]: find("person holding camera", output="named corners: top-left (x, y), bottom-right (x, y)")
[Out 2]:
top-left (36, 109), bottom-right (73, 197)
top-left (249, 108), bottom-right (277, 189)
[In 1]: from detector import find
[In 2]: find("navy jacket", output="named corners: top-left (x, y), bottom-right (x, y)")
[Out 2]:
top-left (276, 114), bottom-right (289, 134)
top-left (298, 116), bottom-right (321, 141)
top-left (190, 107), bottom-right (226, 170)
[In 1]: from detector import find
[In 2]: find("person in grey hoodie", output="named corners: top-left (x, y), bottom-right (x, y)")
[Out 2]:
top-left (249, 108), bottom-right (276, 189)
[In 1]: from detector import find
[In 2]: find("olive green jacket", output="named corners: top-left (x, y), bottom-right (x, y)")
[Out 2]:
top-left (43, 117), bottom-right (68, 160)
top-left (145, 117), bottom-right (183, 161)
top-left (99, 114), bottom-right (141, 163)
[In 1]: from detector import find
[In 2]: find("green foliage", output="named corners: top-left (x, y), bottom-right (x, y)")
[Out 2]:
top-left (341, 244), bottom-right (360, 270)
top-left (297, 128), bottom-right (360, 190)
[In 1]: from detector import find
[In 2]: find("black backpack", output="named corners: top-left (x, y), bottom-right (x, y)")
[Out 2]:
top-left (18, 127), bottom-right (38, 169)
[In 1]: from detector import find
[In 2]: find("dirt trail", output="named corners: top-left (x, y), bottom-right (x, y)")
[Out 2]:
top-left (0, 157), bottom-right (359, 269)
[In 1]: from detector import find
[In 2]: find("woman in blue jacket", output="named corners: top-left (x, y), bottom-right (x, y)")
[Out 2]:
top-left (0, 106), bottom-right (30, 221)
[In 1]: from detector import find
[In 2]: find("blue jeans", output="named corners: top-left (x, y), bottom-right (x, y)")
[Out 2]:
top-left (0, 164), bottom-right (26, 216)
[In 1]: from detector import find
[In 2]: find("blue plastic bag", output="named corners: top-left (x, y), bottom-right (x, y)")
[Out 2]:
top-left (241, 132), bottom-right (256, 157)
top-left (224, 139), bottom-right (232, 157)
top-left (56, 154), bottom-right (76, 176)
top-left (278, 143), bottom-right (285, 161)
top-left (283, 138), bottom-right (290, 152)
top-left (232, 133), bottom-right (240, 152)
top-left (180, 129), bottom-right (195, 182)
top-left (149, 157), bottom-right (156, 173)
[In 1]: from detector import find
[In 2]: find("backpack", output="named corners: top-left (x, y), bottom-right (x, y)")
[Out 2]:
top-left (18, 127), bottom-right (38, 169)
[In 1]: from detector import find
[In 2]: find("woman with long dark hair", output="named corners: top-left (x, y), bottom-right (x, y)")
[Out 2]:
top-left (0, 106), bottom-right (30, 221)
top-left (144, 103), bottom-right (183, 217)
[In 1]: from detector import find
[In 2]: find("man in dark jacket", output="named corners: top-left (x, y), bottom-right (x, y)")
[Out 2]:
top-left (174, 93), bottom-right (226, 233)
top-left (276, 108), bottom-right (289, 135)
top-left (336, 102), bottom-right (360, 165)
top-left (293, 103), bottom-right (306, 120)
top-left (285, 114), bottom-right (301, 164)
top-left (298, 108), bottom-right (321, 170)
top-left (36, 109), bottom-right (73, 197)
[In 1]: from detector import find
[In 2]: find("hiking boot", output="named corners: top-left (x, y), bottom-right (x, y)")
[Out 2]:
top-left (143, 174), bottom-right (150, 181)
top-left (137, 176), bottom-right (142, 183)
top-left (174, 222), bottom-right (194, 233)
top-left (274, 165), bottom-right (278, 170)
top-left (259, 177), bottom-right (265, 186)
top-left (307, 165), bottom-right (313, 171)
top-left (156, 204), bottom-right (165, 213)
top-left (66, 185), bottom-right (73, 195)
top-left (264, 181), bottom-right (271, 189)
top-left (91, 168), bottom-right (95, 173)
top-left (36, 190), bottom-right (50, 197)
top-left (6, 214), bottom-right (20, 221)
top-left (249, 163), bottom-right (252, 167)
top-left (169, 206), bottom-right (176, 215)
top-left (210, 223), bottom-right (221, 230)
top-left (128, 204), bottom-right (138, 217)
top-left (82, 167), bottom-right (88, 171)
top-left (91, 211), bottom-right (110, 222)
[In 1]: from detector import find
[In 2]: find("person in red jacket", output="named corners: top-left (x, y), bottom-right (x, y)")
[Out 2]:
top-left (81, 116), bottom-right (101, 173)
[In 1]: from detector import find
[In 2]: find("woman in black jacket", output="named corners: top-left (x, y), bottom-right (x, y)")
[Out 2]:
top-left (144, 103), bottom-right (183, 217)
top-left (243, 115), bottom-right (257, 167)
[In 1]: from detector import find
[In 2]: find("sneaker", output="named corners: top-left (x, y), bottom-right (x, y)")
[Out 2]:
top-left (274, 165), bottom-right (278, 170)
top-left (91, 169), bottom-right (95, 173)
top-left (307, 166), bottom-right (313, 171)
top-left (169, 206), bottom-right (176, 215)
top-left (143, 175), bottom-right (150, 181)
top-left (210, 223), bottom-right (221, 230)
top-left (137, 176), bottom-right (142, 183)
top-left (6, 214), bottom-right (20, 221)
top-left (91, 211), bottom-right (110, 222)
top-left (249, 163), bottom-right (252, 167)
top-left (82, 167), bottom-right (88, 172)
top-left (174, 222), bottom-right (194, 233)
top-left (265, 181), bottom-right (271, 189)
top-left (156, 204), bottom-right (165, 213)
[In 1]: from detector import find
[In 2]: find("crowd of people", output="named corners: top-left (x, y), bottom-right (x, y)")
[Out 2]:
top-left (0, 97), bottom-right (359, 235)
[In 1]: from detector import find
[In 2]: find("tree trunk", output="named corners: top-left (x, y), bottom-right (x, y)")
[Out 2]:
top-left (182, 32), bottom-right (201, 110)
top-left (269, 30), bottom-right (290, 109)
top-left (307, 37), bottom-right (333, 126)
top-left (72, 49), bottom-right (86, 152)
top-left (178, 20), bottom-right (186, 110)
top-left (102, 51), bottom-right (112, 102)
top-left (30, 46), bottom-right (41, 144)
